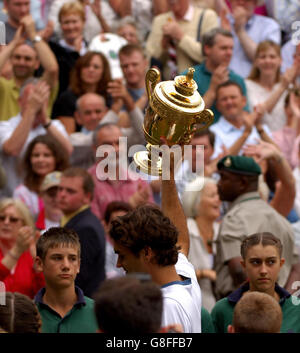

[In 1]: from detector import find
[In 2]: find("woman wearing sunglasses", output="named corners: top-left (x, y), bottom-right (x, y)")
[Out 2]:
top-left (0, 199), bottom-right (45, 299)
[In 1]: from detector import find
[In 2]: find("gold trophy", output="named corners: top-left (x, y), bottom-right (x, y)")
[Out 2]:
top-left (133, 67), bottom-right (214, 176)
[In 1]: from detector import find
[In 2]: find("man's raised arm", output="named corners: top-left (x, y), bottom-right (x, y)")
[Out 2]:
top-left (21, 15), bottom-right (58, 88)
top-left (161, 148), bottom-right (189, 257)
top-left (0, 27), bottom-right (23, 72)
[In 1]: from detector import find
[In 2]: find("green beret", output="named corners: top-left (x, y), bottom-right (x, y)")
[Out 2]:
top-left (217, 155), bottom-right (261, 176)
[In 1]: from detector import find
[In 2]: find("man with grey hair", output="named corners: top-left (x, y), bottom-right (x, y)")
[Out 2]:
top-left (0, 79), bottom-right (72, 197)
top-left (182, 27), bottom-right (248, 123)
top-left (72, 93), bottom-right (110, 145)
top-left (70, 93), bottom-right (118, 169)
top-left (115, 17), bottom-right (141, 45)
top-left (88, 123), bottom-right (154, 221)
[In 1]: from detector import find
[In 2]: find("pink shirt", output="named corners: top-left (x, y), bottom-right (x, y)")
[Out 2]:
top-left (291, 135), bottom-right (300, 169)
top-left (225, 0), bottom-right (267, 15)
top-left (88, 164), bottom-right (154, 221)
top-left (272, 127), bottom-right (297, 168)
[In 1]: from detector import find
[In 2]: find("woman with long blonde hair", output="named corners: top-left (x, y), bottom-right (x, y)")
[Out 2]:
top-left (0, 199), bottom-right (44, 299)
top-left (246, 40), bottom-right (298, 131)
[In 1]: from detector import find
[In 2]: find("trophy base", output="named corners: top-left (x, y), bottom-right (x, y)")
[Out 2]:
top-left (133, 151), bottom-right (162, 176)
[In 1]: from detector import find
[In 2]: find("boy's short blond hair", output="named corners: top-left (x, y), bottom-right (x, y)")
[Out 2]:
top-left (233, 291), bottom-right (282, 333)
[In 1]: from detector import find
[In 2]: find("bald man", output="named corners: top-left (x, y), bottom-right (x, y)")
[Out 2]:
top-left (70, 92), bottom-right (145, 168)
top-left (72, 92), bottom-right (145, 145)
top-left (75, 93), bottom-right (109, 134)
top-left (70, 93), bottom-right (110, 169)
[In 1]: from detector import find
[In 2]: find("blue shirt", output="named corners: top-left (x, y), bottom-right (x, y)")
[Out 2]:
top-left (182, 62), bottom-right (249, 123)
top-left (209, 116), bottom-right (272, 158)
top-left (228, 14), bottom-right (281, 78)
top-left (0, 0), bottom-right (45, 31)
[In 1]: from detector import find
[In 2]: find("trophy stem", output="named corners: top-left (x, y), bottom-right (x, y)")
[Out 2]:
top-left (133, 144), bottom-right (162, 176)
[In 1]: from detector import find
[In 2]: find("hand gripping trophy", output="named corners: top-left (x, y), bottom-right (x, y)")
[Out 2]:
top-left (133, 67), bottom-right (214, 176)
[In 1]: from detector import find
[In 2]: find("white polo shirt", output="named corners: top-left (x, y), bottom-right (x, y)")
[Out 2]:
top-left (161, 252), bottom-right (202, 333)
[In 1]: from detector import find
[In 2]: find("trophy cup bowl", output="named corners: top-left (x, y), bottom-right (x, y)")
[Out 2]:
top-left (133, 67), bottom-right (214, 176)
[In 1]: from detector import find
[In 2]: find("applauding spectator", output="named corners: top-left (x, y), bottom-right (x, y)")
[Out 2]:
top-left (0, 15), bottom-right (59, 122)
top-left (146, 0), bottom-right (218, 79)
top-left (246, 40), bottom-right (298, 131)
top-left (210, 81), bottom-right (272, 158)
top-left (0, 198), bottom-right (44, 299)
top-left (0, 80), bottom-right (72, 197)
top-left (273, 88), bottom-right (300, 168)
top-left (183, 27), bottom-right (248, 123)
top-left (221, 0), bottom-right (281, 78)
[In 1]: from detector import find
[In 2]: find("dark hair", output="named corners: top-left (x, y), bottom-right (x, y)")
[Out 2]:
top-left (233, 291), bottom-right (282, 333)
top-left (216, 80), bottom-right (244, 98)
top-left (103, 201), bottom-right (133, 225)
top-left (192, 128), bottom-right (215, 148)
top-left (62, 167), bottom-right (94, 196)
top-left (36, 227), bottom-right (81, 260)
top-left (0, 292), bottom-right (41, 333)
top-left (284, 87), bottom-right (300, 108)
top-left (109, 205), bottom-right (180, 266)
top-left (202, 27), bottom-right (233, 56)
top-left (94, 276), bottom-right (162, 333)
top-left (241, 232), bottom-right (283, 260)
top-left (21, 134), bottom-right (69, 193)
top-left (69, 51), bottom-right (112, 98)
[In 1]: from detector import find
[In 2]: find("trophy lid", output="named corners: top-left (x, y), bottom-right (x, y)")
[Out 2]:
top-left (174, 67), bottom-right (198, 96)
top-left (157, 68), bottom-right (204, 113)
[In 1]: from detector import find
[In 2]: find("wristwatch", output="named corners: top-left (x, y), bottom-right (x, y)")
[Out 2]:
top-left (32, 35), bottom-right (42, 44)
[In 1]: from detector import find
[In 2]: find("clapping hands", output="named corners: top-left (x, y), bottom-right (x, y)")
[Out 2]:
top-left (15, 226), bottom-right (40, 258)
top-left (243, 139), bottom-right (281, 164)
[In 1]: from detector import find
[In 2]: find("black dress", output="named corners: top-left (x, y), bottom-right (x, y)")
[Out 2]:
top-left (51, 89), bottom-right (82, 131)
top-left (49, 40), bottom-right (80, 98)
